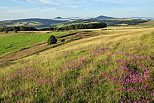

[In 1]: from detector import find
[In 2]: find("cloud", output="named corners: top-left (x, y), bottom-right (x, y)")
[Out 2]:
top-left (38, 7), bottom-right (57, 12)
top-left (6, 7), bottom-right (57, 14)
top-left (39, 0), bottom-right (51, 3)
top-left (38, 0), bottom-right (86, 5)
top-left (94, 0), bottom-right (153, 4)
top-left (6, 9), bottom-right (30, 13)
top-left (10, 0), bottom-right (154, 5)
top-left (0, 6), bottom-right (6, 9)
top-left (39, 0), bottom-right (52, 3)
top-left (39, 0), bottom-right (59, 5)
top-left (67, 5), bottom-right (80, 8)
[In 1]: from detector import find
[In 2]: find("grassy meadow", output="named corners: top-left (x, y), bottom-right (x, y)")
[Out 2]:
top-left (0, 30), bottom-right (78, 56)
top-left (0, 26), bottom-right (154, 102)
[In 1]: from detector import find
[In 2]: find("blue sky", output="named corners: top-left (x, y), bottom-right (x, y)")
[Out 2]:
top-left (0, 0), bottom-right (154, 20)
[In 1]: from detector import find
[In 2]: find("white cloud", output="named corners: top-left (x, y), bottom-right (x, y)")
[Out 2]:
top-left (6, 7), bottom-right (57, 14)
top-left (39, 0), bottom-right (50, 3)
top-left (10, 0), bottom-right (154, 5)
top-left (7, 9), bottom-right (30, 13)
top-left (67, 5), bottom-right (80, 8)
top-left (39, 7), bottom-right (57, 12)
top-left (39, 0), bottom-right (59, 5)
top-left (94, 0), bottom-right (153, 4)
top-left (38, 0), bottom-right (86, 5)
top-left (0, 6), bottom-right (6, 9)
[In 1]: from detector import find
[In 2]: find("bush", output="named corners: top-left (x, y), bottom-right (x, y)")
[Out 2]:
top-left (14, 29), bottom-right (18, 33)
top-left (48, 35), bottom-right (57, 45)
top-left (5, 30), bottom-right (8, 33)
top-left (61, 39), bottom-right (65, 42)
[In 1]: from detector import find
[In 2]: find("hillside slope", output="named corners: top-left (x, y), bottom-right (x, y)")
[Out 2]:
top-left (0, 27), bottom-right (154, 102)
top-left (0, 18), bottom-right (66, 28)
top-left (137, 20), bottom-right (154, 27)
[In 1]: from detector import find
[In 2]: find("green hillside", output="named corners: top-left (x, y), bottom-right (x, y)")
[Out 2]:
top-left (137, 20), bottom-right (154, 27)
top-left (0, 18), bottom-right (66, 28)
top-left (56, 19), bottom-right (148, 27)
top-left (0, 31), bottom-right (77, 56)
top-left (7, 21), bottom-right (42, 27)
top-left (0, 26), bottom-right (154, 102)
top-left (0, 18), bottom-right (149, 28)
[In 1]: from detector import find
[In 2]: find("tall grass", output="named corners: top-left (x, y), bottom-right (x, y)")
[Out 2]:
top-left (0, 31), bottom-right (77, 56)
top-left (0, 27), bottom-right (154, 102)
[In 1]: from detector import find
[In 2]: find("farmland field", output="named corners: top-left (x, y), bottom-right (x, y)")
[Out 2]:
top-left (0, 31), bottom-right (78, 56)
top-left (0, 26), bottom-right (154, 102)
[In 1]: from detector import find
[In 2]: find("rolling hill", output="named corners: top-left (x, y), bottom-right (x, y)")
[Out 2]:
top-left (137, 20), bottom-right (154, 27)
top-left (0, 16), bottom-right (152, 28)
top-left (0, 26), bottom-right (154, 102)
top-left (0, 18), bottom-right (66, 28)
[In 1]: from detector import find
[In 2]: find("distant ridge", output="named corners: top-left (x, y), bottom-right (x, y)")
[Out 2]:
top-left (126, 17), bottom-right (154, 20)
top-left (0, 16), bottom-right (152, 28)
top-left (54, 17), bottom-right (63, 19)
top-left (0, 18), bottom-right (66, 28)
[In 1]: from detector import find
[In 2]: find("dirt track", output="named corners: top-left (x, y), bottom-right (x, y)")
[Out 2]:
top-left (0, 43), bottom-right (51, 63)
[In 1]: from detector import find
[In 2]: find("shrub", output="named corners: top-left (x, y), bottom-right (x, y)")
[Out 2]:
top-left (5, 30), bottom-right (8, 33)
top-left (48, 35), bottom-right (57, 45)
top-left (61, 39), bottom-right (65, 42)
top-left (14, 29), bottom-right (18, 33)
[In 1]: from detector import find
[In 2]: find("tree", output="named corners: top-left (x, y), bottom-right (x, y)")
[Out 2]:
top-left (5, 27), bottom-right (8, 33)
top-left (48, 35), bottom-right (57, 45)
top-left (13, 27), bottom-right (18, 33)
top-left (20, 26), bottom-right (25, 31)
top-left (5, 30), bottom-right (8, 33)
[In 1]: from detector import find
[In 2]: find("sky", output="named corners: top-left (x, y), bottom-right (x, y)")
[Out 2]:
top-left (0, 0), bottom-right (154, 20)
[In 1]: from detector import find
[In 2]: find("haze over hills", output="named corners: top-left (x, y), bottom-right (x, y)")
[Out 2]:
top-left (53, 15), bottom-right (154, 21)
top-left (126, 17), bottom-right (154, 20)
top-left (0, 15), bottom-right (153, 28)
top-left (53, 15), bottom-right (115, 21)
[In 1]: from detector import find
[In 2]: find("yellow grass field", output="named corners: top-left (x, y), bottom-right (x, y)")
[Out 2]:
top-left (0, 26), bottom-right (154, 102)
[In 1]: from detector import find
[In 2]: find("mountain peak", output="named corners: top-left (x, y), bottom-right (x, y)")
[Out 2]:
top-left (94, 15), bottom-right (115, 19)
top-left (54, 17), bottom-right (63, 19)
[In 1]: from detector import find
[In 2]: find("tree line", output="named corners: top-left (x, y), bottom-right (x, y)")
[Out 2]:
top-left (56, 22), bottom-right (107, 30)
top-left (0, 22), bottom-right (107, 32)
top-left (0, 26), bottom-right (38, 32)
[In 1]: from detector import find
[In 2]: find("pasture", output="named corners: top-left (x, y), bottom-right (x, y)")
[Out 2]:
top-left (0, 26), bottom-right (154, 102)
top-left (0, 31), bottom-right (78, 56)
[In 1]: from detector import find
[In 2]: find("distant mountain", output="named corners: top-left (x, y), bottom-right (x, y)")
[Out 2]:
top-left (93, 15), bottom-right (115, 20)
top-left (0, 16), bottom-right (152, 28)
top-left (54, 17), bottom-right (63, 19)
top-left (93, 16), bottom-right (154, 20)
top-left (54, 15), bottom-right (116, 21)
top-left (0, 18), bottom-right (66, 28)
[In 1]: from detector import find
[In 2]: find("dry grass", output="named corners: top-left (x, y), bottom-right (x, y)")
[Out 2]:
top-left (0, 26), bottom-right (154, 102)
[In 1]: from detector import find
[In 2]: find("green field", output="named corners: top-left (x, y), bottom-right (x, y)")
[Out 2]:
top-left (0, 26), bottom-right (154, 102)
top-left (7, 22), bottom-right (42, 27)
top-left (0, 31), bottom-right (78, 56)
